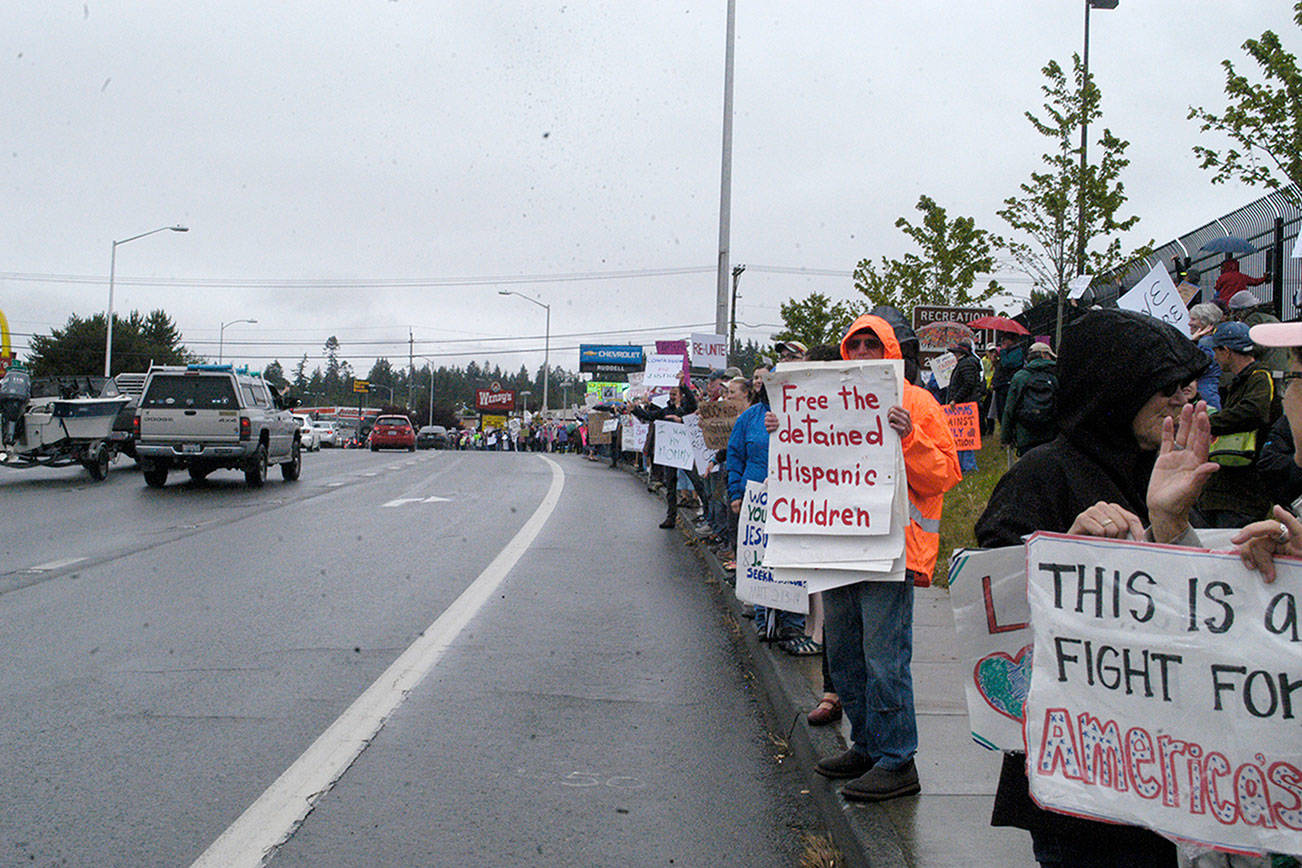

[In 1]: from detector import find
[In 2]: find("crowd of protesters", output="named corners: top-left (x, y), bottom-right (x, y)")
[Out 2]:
top-left (455, 264), bottom-right (1302, 865)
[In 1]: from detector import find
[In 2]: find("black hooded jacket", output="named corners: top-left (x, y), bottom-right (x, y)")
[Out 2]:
top-left (973, 309), bottom-right (1207, 846)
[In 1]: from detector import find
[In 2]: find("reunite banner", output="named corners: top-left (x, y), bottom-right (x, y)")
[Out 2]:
top-left (735, 481), bottom-right (807, 614)
top-left (1023, 533), bottom-right (1302, 856)
top-left (653, 420), bottom-right (694, 470)
top-left (764, 361), bottom-right (901, 536)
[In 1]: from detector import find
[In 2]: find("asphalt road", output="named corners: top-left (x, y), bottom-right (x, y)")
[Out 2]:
top-left (0, 448), bottom-right (819, 866)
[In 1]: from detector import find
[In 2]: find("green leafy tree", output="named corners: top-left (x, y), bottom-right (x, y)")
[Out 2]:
top-left (998, 57), bottom-right (1148, 317)
top-left (262, 360), bottom-right (286, 389)
top-left (28, 309), bottom-right (191, 376)
top-left (773, 292), bottom-right (862, 349)
top-left (1189, 4), bottom-right (1302, 201)
top-left (853, 195), bottom-right (1005, 310)
top-left (292, 354), bottom-right (309, 390)
top-left (322, 336), bottom-right (343, 397)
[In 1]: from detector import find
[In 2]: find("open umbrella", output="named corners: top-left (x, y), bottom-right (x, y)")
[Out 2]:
top-left (1199, 236), bottom-right (1257, 256)
top-left (966, 315), bottom-right (1030, 336)
top-left (915, 320), bottom-right (976, 351)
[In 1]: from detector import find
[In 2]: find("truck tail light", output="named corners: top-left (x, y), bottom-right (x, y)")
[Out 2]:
top-left (132, 415), bottom-right (140, 437)
top-left (240, 416), bottom-right (251, 441)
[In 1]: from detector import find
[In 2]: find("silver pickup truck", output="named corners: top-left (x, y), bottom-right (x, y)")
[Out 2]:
top-left (134, 364), bottom-right (302, 488)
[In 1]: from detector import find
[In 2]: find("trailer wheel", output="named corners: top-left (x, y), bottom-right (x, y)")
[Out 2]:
top-left (85, 443), bottom-right (110, 481)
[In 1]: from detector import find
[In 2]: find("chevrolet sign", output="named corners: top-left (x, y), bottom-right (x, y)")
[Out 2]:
top-left (578, 344), bottom-right (643, 372)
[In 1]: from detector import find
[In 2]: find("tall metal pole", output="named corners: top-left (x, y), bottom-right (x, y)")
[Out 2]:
top-left (542, 303), bottom-right (550, 413)
top-left (104, 241), bottom-right (119, 377)
top-left (714, 0), bottom-right (737, 337)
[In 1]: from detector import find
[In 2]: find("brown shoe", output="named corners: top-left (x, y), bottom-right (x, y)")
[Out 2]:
top-left (815, 748), bottom-right (874, 779)
top-left (840, 758), bottom-right (920, 802)
top-left (807, 696), bottom-right (842, 727)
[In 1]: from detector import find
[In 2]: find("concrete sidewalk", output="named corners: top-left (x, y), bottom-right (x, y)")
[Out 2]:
top-left (677, 506), bottom-right (1036, 867)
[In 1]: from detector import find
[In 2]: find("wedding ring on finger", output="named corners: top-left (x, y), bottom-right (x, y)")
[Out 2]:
top-left (1276, 522), bottom-right (1290, 545)
top-left (1100, 517), bottom-right (1114, 527)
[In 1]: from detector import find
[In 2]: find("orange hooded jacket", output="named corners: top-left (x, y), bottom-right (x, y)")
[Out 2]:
top-left (840, 314), bottom-right (962, 584)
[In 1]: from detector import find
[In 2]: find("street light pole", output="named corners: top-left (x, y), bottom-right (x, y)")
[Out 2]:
top-left (104, 224), bottom-right (188, 376)
top-left (218, 318), bottom-right (257, 365)
top-left (498, 290), bottom-right (550, 413)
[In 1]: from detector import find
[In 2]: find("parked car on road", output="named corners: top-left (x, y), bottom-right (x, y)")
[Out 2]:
top-left (370, 415), bottom-right (416, 451)
top-left (292, 414), bottom-right (321, 451)
top-left (416, 425), bottom-right (448, 449)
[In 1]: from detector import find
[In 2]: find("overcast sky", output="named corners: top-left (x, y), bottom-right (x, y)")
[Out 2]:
top-left (3, 1), bottom-right (1297, 380)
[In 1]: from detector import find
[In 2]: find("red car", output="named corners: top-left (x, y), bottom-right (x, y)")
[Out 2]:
top-left (369, 415), bottom-right (416, 451)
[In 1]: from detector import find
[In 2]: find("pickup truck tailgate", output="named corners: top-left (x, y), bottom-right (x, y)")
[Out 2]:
top-left (138, 374), bottom-right (241, 444)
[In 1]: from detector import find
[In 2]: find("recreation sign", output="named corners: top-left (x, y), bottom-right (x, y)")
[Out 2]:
top-left (912, 305), bottom-right (995, 350)
top-left (1024, 533), bottom-right (1302, 856)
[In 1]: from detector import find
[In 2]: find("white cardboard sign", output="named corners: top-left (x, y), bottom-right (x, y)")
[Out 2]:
top-left (682, 413), bottom-right (714, 475)
top-left (1117, 262), bottom-right (1190, 335)
top-left (1023, 533), bottom-right (1302, 856)
top-left (652, 420), bottom-right (694, 470)
top-left (643, 354), bottom-right (686, 387)
top-left (691, 333), bottom-right (728, 372)
top-left (735, 481), bottom-right (808, 613)
top-left (624, 418), bottom-right (648, 452)
top-left (930, 352), bottom-right (957, 390)
top-left (763, 361), bottom-right (902, 536)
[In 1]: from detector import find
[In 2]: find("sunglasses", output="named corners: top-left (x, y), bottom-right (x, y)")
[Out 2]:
top-left (844, 336), bottom-right (883, 351)
top-left (1157, 379), bottom-right (1195, 398)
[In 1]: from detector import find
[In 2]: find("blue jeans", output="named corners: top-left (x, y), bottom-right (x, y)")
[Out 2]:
top-left (823, 579), bottom-right (916, 769)
top-left (958, 449), bottom-right (977, 472)
top-left (754, 605), bottom-right (804, 636)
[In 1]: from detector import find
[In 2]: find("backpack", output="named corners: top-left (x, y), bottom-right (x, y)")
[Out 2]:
top-left (1015, 369), bottom-right (1058, 430)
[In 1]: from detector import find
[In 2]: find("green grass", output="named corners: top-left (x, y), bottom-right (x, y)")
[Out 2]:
top-left (934, 436), bottom-right (1010, 588)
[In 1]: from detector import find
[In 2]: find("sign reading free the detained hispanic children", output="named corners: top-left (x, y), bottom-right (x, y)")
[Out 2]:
top-left (1023, 533), bottom-right (1302, 856)
top-left (764, 361), bottom-right (901, 536)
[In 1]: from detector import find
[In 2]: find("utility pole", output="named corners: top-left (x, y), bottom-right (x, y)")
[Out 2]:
top-left (408, 327), bottom-right (415, 410)
top-left (714, 0), bottom-right (737, 338)
top-left (729, 264), bottom-right (745, 363)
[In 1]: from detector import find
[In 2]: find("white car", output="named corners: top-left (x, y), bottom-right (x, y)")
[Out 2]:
top-left (292, 415), bottom-right (321, 451)
top-left (316, 422), bottom-right (341, 448)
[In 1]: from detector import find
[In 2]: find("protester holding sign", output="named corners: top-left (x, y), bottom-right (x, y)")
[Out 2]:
top-left (630, 381), bottom-right (697, 529)
top-left (1000, 341), bottom-right (1059, 457)
top-left (728, 365), bottom-right (805, 641)
top-left (795, 314), bottom-right (959, 802)
top-left (975, 308), bottom-right (1210, 867)
top-left (946, 340), bottom-right (984, 472)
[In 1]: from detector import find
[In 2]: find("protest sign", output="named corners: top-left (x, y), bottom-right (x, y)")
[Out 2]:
top-left (735, 481), bottom-right (807, 613)
top-left (643, 354), bottom-right (685, 387)
top-left (690, 333), bottom-right (727, 372)
top-left (943, 402), bottom-right (982, 451)
top-left (587, 411), bottom-right (612, 445)
top-left (698, 397), bottom-right (747, 450)
top-left (1067, 273), bottom-right (1093, 300)
top-left (1117, 262), bottom-right (1190, 335)
top-left (601, 417), bottom-right (619, 433)
top-left (682, 413), bottom-right (713, 475)
top-left (947, 546), bottom-right (1032, 751)
top-left (655, 340), bottom-right (691, 376)
top-left (653, 420), bottom-right (694, 470)
top-left (763, 361), bottom-right (901, 535)
top-left (929, 352), bottom-right (957, 390)
top-left (624, 418), bottom-right (648, 452)
top-left (1023, 533), bottom-right (1302, 856)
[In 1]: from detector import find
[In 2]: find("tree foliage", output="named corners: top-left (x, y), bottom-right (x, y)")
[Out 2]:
top-left (997, 56), bottom-right (1148, 302)
top-left (27, 309), bottom-right (192, 376)
top-left (1189, 3), bottom-right (1302, 202)
top-left (773, 293), bottom-right (862, 350)
top-left (852, 195), bottom-right (1005, 310)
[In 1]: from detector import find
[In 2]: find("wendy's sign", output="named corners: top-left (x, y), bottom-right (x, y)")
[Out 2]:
top-left (475, 382), bottom-right (516, 413)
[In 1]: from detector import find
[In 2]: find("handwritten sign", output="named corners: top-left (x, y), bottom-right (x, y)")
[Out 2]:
top-left (1067, 273), bottom-right (1094, 300)
top-left (736, 481), bottom-right (808, 613)
top-left (691, 332), bottom-right (727, 372)
top-left (643, 354), bottom-right (686, 387)
top-left (764, 361), bottom-right (901, 536)
top-left (1117, 262), bottom-right (1190, 335)
top-left (682, 413), bottom-right (713, 475)
top-left (624, 417), bottom-right (648, 452)
top-left (655, 340), bottom-right (691, 377)
top-left (1024, 533), bottom-right (1302, 856)
top-left (929, 351), bottom-right (957, 389)
top-left (698, 397), bottom-right (746, 450)
top-left (943, 402), bottom-right (982, 451)
top-left (948, 546), bottom-right (1032, 751)
top-left (601, 417), bottom-right (619, 434)
top-left (653, 420), bottom-right (694, 470)
top-left (587, 411), bottom-right (613, 445)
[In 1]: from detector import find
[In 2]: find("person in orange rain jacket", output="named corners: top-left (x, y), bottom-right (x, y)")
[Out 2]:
top-left (769, 313), bottom-right (960, 802)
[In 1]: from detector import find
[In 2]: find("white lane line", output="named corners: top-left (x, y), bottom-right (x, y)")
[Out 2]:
top-left (381, 497), bottom-right (421, 508)
top-left (27, 557), bottom-right (87, 572)
top-left (192, 455), bottom-right (565, 868)
top-left (326, 482), bottom-right (345, 488)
